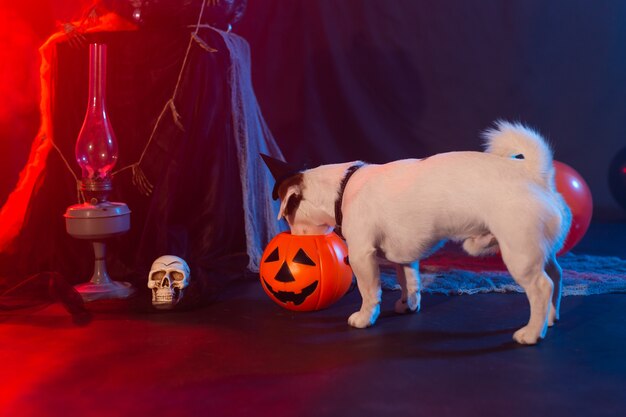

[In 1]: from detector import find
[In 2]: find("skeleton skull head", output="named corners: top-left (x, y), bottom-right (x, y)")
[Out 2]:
top-left (147, 255), bottom-right (190, 309)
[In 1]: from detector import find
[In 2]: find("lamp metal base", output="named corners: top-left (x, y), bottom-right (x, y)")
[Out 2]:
top-left (74, 280), bottom-right (135, 303)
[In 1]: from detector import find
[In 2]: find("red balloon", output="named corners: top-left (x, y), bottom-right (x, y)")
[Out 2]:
top-left (553, 161), bottom-right (593, 255)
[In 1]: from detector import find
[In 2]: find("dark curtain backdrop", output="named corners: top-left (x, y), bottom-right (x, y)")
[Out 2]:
top-left (237, 0), bottom-right (626, 218)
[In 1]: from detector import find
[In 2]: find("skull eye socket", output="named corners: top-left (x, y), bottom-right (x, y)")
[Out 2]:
top-left (150, 271), bottom-right (166, 281)
top-left (171, 271), bottom-right (185, 281)
top-left (293, 248), bottom-right (316, 266)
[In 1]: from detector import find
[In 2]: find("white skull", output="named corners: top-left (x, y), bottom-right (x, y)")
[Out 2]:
top-left (147, 255), bottom-right (191, 309)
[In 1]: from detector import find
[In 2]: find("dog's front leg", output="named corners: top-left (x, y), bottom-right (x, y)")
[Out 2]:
top-left (348, 248), bottom-right (382, 328)
top-left (394, 262), bottom-right (421, 314)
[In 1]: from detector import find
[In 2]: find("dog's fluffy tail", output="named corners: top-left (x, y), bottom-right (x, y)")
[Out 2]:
top-left (482, 121), bottom-right (554, 187)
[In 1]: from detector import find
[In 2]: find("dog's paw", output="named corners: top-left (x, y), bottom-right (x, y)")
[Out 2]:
top-left (394, 293), bottom-right (420, 314)
top-left (548, 311), bottom-right (557, 327)
top-left (348, 307), bottom-right (379, 329)
top-left (513, 326), bottom-right (542, 345)
top-left (548, 303), bottom-right (560, 327)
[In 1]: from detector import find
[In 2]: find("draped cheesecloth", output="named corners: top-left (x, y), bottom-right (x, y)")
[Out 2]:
top-left (214, 28), bottom-right (287, 271)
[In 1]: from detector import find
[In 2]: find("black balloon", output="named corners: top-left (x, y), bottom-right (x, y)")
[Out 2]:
top-left (608, 147), bottom-right (626, 211)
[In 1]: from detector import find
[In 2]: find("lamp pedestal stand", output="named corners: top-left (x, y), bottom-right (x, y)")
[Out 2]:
top-left (65, 201), bottom-right (134, 302)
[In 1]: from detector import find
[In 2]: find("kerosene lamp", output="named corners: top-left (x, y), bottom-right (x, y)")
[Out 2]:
top-left (64, 43), bottom-right (134, 302)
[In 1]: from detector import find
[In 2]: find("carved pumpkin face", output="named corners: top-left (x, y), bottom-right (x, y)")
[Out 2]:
top-left (260, 232), bottom-right (353, 311)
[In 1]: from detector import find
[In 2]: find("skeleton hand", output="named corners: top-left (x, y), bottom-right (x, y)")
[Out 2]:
top-left (61, 22), bottom-right (87, 49)
top-left (83, 7), bottom-right (100, 27)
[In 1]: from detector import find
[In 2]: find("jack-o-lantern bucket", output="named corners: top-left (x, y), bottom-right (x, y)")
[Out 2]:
top-left (259, 232), bottom-right (353, 311)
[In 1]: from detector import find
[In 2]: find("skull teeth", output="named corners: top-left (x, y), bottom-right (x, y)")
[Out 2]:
top-left (155, 294), bottom-right (174, 301)
top-left (152, 288), bottom-right (181, 305)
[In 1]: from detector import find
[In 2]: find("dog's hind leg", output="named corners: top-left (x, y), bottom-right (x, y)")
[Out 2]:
top-left (394, 262), bottom-right (421, 314)
top-left (348, 247), bottom-right (382, 328)
top-left (501, 247), bottom-right (554, 345)
top-left (545, 255), bottom-right (562, 326)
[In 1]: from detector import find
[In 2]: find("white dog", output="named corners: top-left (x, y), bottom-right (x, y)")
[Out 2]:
top-left (268, 121), bottom-right (571, 345)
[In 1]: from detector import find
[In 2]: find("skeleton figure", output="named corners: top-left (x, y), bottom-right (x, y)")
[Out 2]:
top-left (147, 255), bottom-right (190, 309)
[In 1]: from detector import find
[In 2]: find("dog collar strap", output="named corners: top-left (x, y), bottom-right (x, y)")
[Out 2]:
top-left (334, 162), bottom-right (365, 239)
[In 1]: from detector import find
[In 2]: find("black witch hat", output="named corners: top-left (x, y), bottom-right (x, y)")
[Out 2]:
top-left (260, 153), bottom-right (302, 200)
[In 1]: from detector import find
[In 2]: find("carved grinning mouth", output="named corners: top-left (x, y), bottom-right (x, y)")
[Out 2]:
top-left (262, 279), bottom-right (319, 306)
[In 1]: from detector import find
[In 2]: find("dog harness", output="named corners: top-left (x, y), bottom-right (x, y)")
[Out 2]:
top-left (334, 162), bottom-right (365, 239)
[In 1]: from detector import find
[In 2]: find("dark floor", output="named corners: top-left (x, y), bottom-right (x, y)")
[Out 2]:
top-left (2, 221), bottom-right (626, 417)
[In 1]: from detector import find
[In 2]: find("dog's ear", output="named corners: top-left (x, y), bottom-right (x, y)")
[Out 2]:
top-left (278, 186), bottom-right (300, 220)
top-left (277, 174), bottom-right (303, 220)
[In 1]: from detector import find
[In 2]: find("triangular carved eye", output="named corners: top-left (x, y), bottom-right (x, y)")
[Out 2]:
top-left (293, 248), bottom-right (316, 266)
top-left (264, 247), bottom-right (280, 262)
